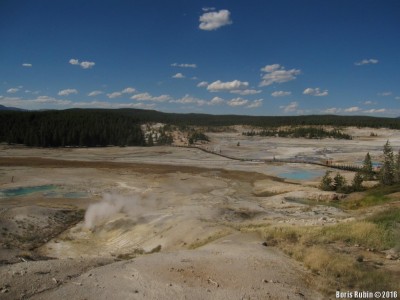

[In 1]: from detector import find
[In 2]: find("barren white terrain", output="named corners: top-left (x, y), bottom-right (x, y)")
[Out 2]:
top-left (0, 127), bottom-right (399, 299)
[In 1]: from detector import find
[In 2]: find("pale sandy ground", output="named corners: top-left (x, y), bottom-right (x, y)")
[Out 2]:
top-left (0, 128), bottom-right (399, 299)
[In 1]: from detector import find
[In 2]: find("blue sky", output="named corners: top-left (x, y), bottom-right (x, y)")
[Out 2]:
top-left (1, 0), bottom-right (399, 116)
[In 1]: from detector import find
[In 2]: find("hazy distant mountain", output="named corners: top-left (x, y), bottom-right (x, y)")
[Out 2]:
top-left (0, 104), bottom-right (25, 111)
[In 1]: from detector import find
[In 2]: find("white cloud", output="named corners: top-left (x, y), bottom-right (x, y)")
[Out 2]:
top-left (227, 97), bottom-right (248, 107)
top-left (378, 91), bottom-right (392, 96)
top-left (230, 89), bottom-right (261, 95)
top-left (72, 100), bottom-right (156, 110)
top-left (344, 106), bottom-right (361, 113)
top-left (7, 88), bottom-right (19, 93)
top-left (323, 107), bottom-right (341, 114)
top-left (363, 108), bottom-right (386, 114)
top-left (303, 87), bottom-right (328, 97)
top-left (261, 64), bottom-right (281, 72)
top-left (121, 87), bottom-right (136, 94)
top-left (0, 95), bottom-right (71, 107)
top-left (105, 87), bottom-right (136, 98)
top-left (131, 92), bottom-right (170, 102)
top-left (362, 100), bottom-right (376, 105)
top-left (107, 92), bottom-right (122, 99)
top-left (58, 89), bottom-right (78, 96)
top-left (280, 101), bottom-right (298, 113)
top-left (22, 63), bottom-right (32, 67)
top-left (171, 63), bottom-right (197, 68)
top-left (34, 96), bottom-right (71, 105)
top-left (69, 58), bottom-right (95, 69)
top-left (170, 94), bottom-right (206, 106)
top-left (246, 99), bottom-right (263, 108)
top-left (197, 81), bottom-right (208, 87)
top-left (396, 96), bottom-right (400, 100)
top-left (88, 90), bottom-right (103, 97)
top-left (202, 7), bottom-right (215, 12)
top-left (354, 58), bottom-right (379, 66)
top-left (69, 59), bottom-right (79, 65)
top-left (207, 80), bottom-right (249, 92)
top-left (199, 9), bottom-right (232, 31)
top-left (260, 64), bottom-right (301, 87)
top-left (172, 73), bottom-right (185, 79)
top-left (271, 91), bottom-right (291, 97)
top-left (209, 96), bottom-right (225, 105)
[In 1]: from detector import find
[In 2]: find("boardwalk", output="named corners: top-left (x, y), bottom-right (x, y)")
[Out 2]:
top-left (172, 144), bottom-right (363, 172)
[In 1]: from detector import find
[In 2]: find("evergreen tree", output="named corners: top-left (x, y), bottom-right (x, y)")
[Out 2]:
top-left (352, 172), bottom-right (364, 192)
top-left (320, 171), bottom-right (333, 191)
top-left (333, 173), bottom-right (347, 192)
top-left (379, 140), bottom-right (395, 185)
top-left (147, 134), bottom-right (154, 146)
top-left (361, 152), bottom-right (374, 180)
top-left (395, 149), bottom-right (400, 183)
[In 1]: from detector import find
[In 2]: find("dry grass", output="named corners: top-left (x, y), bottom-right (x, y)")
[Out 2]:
top-left (241, 208), bottom-right (400, 294)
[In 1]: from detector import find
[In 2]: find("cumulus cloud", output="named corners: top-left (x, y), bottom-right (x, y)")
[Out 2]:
top-left (207, 80), bottom-right (249, 92)
top-left (344, 106), bottom-right (361, 113)
top-left (197, 81), bottom-right (208, 87)
top-left (171, 63), bottom-right (197, 68)
top-left (7, 88), bottom-right (19, 93)
top-left (199, 9), bottom-right (232, 31)
top-left (354, 58), bottom-right (379, 66)
top-left (131, 92), bottom-right (170, 102)
top-left (230, 89), bottom-right (261, 95)
top-left (172, 73), bottom-right (185, 79)
top-left (209, 96), bottom-right (225, 105)
top-left (260, 64), bottom-right (301, 87)
top-left (227, 97), bottom-right (248, 107)
top-left (202, 7), bottom-right (215, 12)
top-left (280, 101), bottom-right (298, 113)
top-left (69, 58), bottom-right (95, 69)
top-left (22, 63), bottom-right (32, 67)
top-left (88, 90), bottom-right (103, 97)
top-left (107, 92), bottom-right (122, 99)
top-left (246, 99), bottom-right (263, 108)
top-left (303, 88), bottom-right (328, 97)
top-left (121, 87), bottom-right (136, 94)
top-left (271, 91), bottom-right (291, 97)
top-left (58, 89), bottom-right (78, 96)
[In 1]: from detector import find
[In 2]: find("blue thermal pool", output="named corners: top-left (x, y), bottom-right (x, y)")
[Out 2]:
top-left (278, 169), bottom-right (324, 180)
top-left (0, 185), bottom-right (56, 198)
top-left (0, 185), bottom-right (88, 198)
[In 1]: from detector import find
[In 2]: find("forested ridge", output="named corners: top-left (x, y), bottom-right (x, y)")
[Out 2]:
top-left (0, 109), bottom-right (144, 147)
top-left (1, 108), bottom-right (400, 147)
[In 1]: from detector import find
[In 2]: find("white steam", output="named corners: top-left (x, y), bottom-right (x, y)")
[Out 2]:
top-left (84, 191), bottom-right (157, 229)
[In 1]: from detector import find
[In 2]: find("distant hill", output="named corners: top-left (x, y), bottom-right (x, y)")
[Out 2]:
top-left (0, 104), bottom-right (25, 111)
